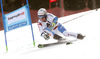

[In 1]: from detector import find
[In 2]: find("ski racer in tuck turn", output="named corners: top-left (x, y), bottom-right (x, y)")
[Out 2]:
top-left (37, 8), bottom-right (85, 41)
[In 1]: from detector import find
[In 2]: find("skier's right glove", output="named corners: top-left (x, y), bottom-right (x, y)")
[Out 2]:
top-left (41, 31), bottom-right (50, 40)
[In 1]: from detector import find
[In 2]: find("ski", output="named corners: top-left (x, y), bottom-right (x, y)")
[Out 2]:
top-left (38, 40), bottom-right (77, 48)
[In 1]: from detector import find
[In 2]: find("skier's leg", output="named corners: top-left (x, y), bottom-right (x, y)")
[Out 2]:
top-left (44, 28), bottom-right (64, 40)
top-left (63, 31), bottom-right (78, 38)
top-left (57, 24), bottom-right (85, 39)
top-left (57, 24), bottom-right (78, 38)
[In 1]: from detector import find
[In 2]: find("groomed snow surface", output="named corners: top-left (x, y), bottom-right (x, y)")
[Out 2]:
top-left (0, 9), bottom-right (100, 59)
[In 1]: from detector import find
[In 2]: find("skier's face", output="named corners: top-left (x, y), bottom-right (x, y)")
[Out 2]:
top-left (40, 18), bottom-right (46, 22)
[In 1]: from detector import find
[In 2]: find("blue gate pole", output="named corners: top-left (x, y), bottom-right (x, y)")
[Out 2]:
top-left (0, 0), bottom-right (8, 51)
top-left (26, 0), bottom-right (35, 46)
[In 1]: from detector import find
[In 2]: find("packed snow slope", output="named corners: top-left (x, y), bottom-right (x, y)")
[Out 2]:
top-left (0, 9), bottom-right (100, 59)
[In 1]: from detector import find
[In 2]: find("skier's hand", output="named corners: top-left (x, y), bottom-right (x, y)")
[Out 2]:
top-left (48, 22), bottom-right (55, 30)
top-left (41, 31), bottom-right (50, 40)
top-left (52, 22), bottom-right (55, 27)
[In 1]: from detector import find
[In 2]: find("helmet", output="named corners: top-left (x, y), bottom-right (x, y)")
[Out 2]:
top-left (38, 8), bottom-right (47, 19)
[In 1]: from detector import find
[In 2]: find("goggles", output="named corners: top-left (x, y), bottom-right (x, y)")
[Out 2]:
top-left (38, 15), bottom-right (45, 19)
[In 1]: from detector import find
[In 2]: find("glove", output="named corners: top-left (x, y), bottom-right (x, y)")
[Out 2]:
top-left (48, 17), bottom-right (58, 30)
top-left (52, 22), bottom-right (55, 27)
top-left (48, 22), bottom-right (55, 30)
top-left (41, 31), bottom-right (50, 40)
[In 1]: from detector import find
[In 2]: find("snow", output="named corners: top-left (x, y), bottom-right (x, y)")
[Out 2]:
top-left (0, 9), bottom-right (100, 59)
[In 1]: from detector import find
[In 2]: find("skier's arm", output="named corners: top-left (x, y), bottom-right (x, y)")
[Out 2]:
top-left (38, 22), bottom-right (50, 40)
top-left (53, 17), bottom-right (58, 25)
top-left (48, 17), bottom-right (58, 30)
top-left (37, 22), bottom-right (44, 34)
top-left (41, 31), bottom-right (50, 40)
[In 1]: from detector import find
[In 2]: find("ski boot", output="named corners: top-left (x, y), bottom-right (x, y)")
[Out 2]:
top-left (77, 34), bottom-right (85, 39)
top-left (53, 34), bottom-right (66, 42)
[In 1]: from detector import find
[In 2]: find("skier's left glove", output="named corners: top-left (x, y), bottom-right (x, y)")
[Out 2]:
top-left (52, 22), bottom-right (55, 27)
top-left (48, 17), bottom-right (58, 30)
top-left (48, 22), bottom-right (55, 30)
top-left (41, 31), bottom-right (50, 40)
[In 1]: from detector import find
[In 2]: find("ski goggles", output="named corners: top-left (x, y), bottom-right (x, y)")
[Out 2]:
top-left (38, 15), bottom-right (45, 19)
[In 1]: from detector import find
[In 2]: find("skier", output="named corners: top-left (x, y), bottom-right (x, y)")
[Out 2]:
top-left (37, 8), bottom-right (84, 41)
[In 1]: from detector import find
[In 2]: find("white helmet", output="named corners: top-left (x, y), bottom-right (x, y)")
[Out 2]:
top-left (38, 8), bottom-right (47, 19)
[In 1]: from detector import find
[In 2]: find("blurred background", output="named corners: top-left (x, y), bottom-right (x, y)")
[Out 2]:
top-left (0, 0), bottom-right (100, 30)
